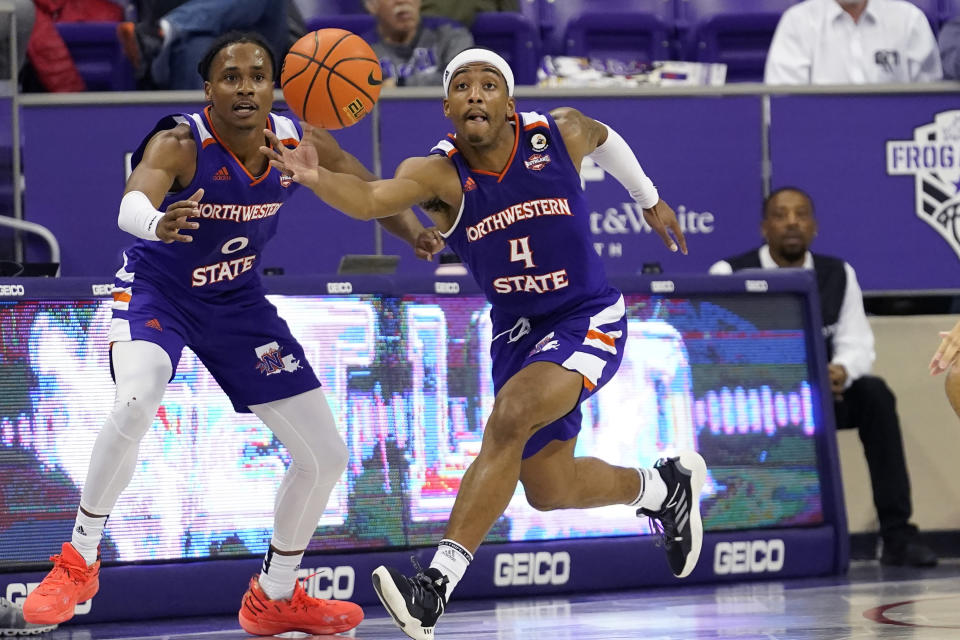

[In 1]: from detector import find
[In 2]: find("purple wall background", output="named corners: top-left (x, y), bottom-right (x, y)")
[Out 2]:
top-left (17, 93), bottom-right (960, 290)
top-left (770, 94), bottom-right (960, 291)
top-left (380, 96), bottom-right (765, 278)
top-left (20, 103), bottom-right (376, 276)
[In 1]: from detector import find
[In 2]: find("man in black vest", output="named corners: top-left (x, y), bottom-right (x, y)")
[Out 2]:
top-left (710, 186), bottom-right (937, 567)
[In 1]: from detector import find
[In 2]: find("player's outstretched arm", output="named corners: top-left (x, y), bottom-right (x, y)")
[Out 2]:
top-left (120, 125), bottom-right (203, 243)
top-left (300, 123), bottom-right (442, 259)
top-left (261, 129), bottom-right (437, 221)
top-left (552, 106), bottom-right (687, 255)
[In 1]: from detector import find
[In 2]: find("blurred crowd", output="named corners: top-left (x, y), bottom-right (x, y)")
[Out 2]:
top-left (1, 0), bottom-right (957, 92)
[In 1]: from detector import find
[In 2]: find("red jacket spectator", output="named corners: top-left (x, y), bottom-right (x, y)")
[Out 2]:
top-left (27, 0), bottom-right (123, 92)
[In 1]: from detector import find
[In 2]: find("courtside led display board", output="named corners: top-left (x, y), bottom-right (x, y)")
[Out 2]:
top-left (0, 274), bottom-right (837, 566)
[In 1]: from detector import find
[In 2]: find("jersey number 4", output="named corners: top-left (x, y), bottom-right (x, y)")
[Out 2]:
top-left (509, 236), bottom-right (536, 269)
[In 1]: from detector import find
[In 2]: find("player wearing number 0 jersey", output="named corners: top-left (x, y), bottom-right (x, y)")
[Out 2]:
top-left (261, 47), bottom-right (709, 640)
top-left (107, 106), bottom-right (322, 412)
top-left (23, 32), bottom-right (433, 636)
top-left (120, 105), bottom-right (300, 297)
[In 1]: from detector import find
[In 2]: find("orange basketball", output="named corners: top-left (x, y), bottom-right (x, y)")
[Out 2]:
top-left (281, 29), bottom-right (382, 130)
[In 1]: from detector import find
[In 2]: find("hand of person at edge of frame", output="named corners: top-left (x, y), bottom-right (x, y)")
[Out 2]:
top-left (415, 227), bottom-right (446, 261)
top-left (260, 128), bottom-right (319, 187)
top-left (930, 320), bottom-right (960, 375)
top-left (828, 363), bottom-right (847, 395)
top-left (158, 188), bottom-right (203, 244)
top-left (642, 199), bottom-right (687, 255)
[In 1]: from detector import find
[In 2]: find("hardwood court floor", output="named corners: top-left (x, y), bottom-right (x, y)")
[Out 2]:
top-left (30, 560), bottom-right (960, 640)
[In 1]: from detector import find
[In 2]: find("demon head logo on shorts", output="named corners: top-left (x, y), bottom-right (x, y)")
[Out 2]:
top-left (255, 341), bottom-right (301, 375)
top-left (887, 110), bottom-right (960, 259)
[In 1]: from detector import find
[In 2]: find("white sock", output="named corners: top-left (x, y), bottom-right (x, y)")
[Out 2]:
top-left (429, 539), bottom-right (473, 600)
top-left (71, 509), bottom-right (107, 566)
top-left (629, 467), bottom-right (668, 511)
top-left (158, 18), bottom-right (173, 45)
top-left (258, 547), bottom-right (303, 601)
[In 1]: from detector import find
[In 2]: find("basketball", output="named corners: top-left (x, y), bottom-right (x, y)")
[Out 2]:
top-left (280, 29), bottom-right (382, 130)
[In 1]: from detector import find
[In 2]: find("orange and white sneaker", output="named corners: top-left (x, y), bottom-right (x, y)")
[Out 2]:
top-left (22, 543), bottom-right (100, 625)
top-left (238, 575), bottom-right (364, 636)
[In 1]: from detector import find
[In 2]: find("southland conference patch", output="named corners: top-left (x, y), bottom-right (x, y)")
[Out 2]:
top-left (887, 111), bottom-right (960, 259)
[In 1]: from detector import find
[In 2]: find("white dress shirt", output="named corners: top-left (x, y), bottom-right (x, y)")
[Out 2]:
top-left (709, 245), bottom-right (875, 388)
top-left (764, 0), bottom-right (942, 84)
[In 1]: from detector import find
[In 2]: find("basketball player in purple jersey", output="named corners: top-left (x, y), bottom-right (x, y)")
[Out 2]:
top-left (262, 48), bottom-right (708, 639)
top-left (23, 32), bottom-right (435, 635)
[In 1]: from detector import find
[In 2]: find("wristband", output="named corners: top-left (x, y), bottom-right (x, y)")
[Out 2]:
top-left (118, 191), bottom-right (164, 241)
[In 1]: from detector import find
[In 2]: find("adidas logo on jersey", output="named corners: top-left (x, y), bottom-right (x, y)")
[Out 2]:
top-left (463, 177), bottom-right (476, 192)
top-left (145, 318), bottom-right (163, 331)
top-left (214, 166), bottom-right (231, 181)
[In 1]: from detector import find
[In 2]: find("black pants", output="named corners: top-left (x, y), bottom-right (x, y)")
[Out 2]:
top-left (834, 375), bottom-right (915, 546)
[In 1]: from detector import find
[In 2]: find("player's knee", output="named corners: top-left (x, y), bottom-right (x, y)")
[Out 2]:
top-left (109, 390), bottom-right (163, 439)
top-left (293, 432), bottom-right (348, 483)
top-left (855, 375), bottom-right (896, 409)
top-left (486, 397), bottom-right (536, 448)
top-left (324, 435), bottom-right (349, 477)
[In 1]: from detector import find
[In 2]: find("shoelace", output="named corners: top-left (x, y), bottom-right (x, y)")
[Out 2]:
top-left (288, 570), bottom-right (334, 611)
top-left (409, 557), bottom-right (448, 614)
top-left (645, 512), bottom-right (683, 549)
top-left (49, 554), bottom-right (85, 585)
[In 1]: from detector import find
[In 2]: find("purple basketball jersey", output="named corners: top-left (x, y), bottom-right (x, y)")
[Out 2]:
top-left (107, 110), bottom-right (322, 413)
top-left (119, 107), bottom-right (301, 298)
top-left (434, 111), bottom-right (616, 319)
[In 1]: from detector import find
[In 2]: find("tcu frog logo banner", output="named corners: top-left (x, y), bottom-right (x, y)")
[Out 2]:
top-left (887, 110), bottom-right (960, 260)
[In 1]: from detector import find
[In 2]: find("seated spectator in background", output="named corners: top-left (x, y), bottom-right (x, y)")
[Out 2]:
top-left (25, 0), bottom-right (123, 92)
top-left (765, 0), bottom-right (941, 84)
top-left (0, 0), bottom-right (35, 87)
top-left (930, 320), bottom-right (960, 418)
top-left (364, 0), bottom-right (473, 86)
top-left (710, 187), bottom-right (938, 568)
top-left (938, 17), bottom-right (960, 80)
top-left (420, 0), bottom-right (519, 28)
top-left (118, 0), bottom-right (288, 89)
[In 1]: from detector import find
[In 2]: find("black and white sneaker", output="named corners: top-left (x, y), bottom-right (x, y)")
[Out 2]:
top-left (638, 450), bottom-right (707, 578)
top-left (372, 559), bottom-right (447, 640)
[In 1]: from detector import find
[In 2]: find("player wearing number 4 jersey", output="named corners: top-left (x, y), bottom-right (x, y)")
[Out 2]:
top-left (22, 31), bottom-right (434, 635)
top-left (262, 47), bottom-right (708, 640)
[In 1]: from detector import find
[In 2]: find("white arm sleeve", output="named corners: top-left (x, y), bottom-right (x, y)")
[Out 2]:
top-left (118, 191), bottom-right (163, 241)
top-left (587, 122), bottom-right (659, 209)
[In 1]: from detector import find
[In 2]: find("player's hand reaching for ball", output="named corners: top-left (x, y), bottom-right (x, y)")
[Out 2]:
top-left (261, 129), bottom-right (320, 188)
top-left (642, 199), bottom-right (688, 255)
top-left (158, 188), bottom-right (203, 243)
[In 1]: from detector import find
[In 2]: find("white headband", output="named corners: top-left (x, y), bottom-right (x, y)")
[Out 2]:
top-left (442, 48), bottom-right (515, 97)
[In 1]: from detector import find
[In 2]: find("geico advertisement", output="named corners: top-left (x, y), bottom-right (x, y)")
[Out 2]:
top-left (493, 551), bottom-right (571, 587)
top-left (713, 539), bottom-right (785, 575)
